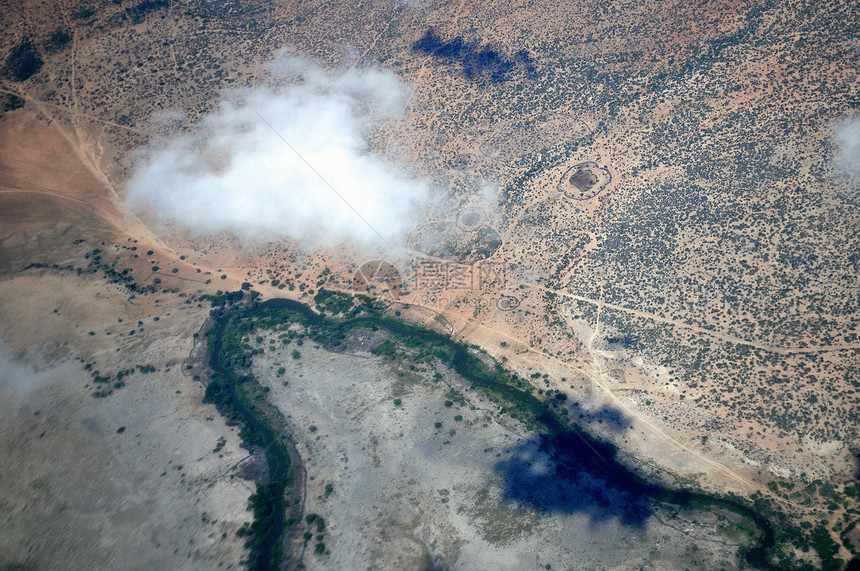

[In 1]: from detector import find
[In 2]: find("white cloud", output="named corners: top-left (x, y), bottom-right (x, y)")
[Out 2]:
top-left (834, 116), bottom-right (860, 178)
top-left (148, 108), bottom-right (186, 126)
top-left (0, 340), bottom-right (33, 394)
top-left (127, 55), bottom-right (430, 250)
top-left (0, 338), bottom-right (39, 415)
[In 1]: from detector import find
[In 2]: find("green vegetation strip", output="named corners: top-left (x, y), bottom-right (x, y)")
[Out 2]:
top-left (203, 290), bottom-right (841, 570)
top-left (203, 295), bottom-right (300, 570)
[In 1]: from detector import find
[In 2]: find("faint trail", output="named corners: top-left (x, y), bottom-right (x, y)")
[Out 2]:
top-left (587, 302), bottom-right (602, 358)
top-left (63, 0), bottom-right (79, 130)
top-left (509, 277), bottom-right (860, 355)
top-left (0, 187), bottom-right (121, 228)
top-left (401, 247), bottom-right (857, 354)
top-left (352, 15), bottom-right (397, 68)
top-left (149, 271), bottom-right (209, 284)
top-left (0, 87), bottom-right (150, 136)
top-left (442, 309), bottom-right (756, 489)
top-left (449, 0), bottom-right (470, 29)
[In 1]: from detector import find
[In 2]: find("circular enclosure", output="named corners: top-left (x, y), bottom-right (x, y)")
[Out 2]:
top-left (496, 296), bottom-right (521, 311)
top-left (557, 161), bottom-right (612, 200)
top-left (457, 208), bottom-right (486, 231)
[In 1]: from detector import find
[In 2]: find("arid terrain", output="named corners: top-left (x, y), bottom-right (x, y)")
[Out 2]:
top-left (1, 0), bottom-right (859, 568)
top-left (251, 330), bottom-right (748, 570)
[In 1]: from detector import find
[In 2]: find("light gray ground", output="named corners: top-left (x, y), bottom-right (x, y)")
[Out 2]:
top-left (0, 276), bottom-right (252, 570)
top-left (253, 329), bottom-right (749, 570)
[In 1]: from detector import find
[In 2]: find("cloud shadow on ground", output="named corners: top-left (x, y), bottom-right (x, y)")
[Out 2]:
top-left (494, 403), bottom-right (681, 527)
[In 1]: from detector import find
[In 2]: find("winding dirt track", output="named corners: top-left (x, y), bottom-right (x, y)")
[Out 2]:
top-left (391, 243), bottom-right (859, 491)
top-left (435, 303), bottom-right (757, 490)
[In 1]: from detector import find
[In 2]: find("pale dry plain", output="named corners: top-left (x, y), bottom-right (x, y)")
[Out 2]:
top-left (1, 0), bottom-right (859, 568)
top-left (252, 330), bottom-right (748, 570)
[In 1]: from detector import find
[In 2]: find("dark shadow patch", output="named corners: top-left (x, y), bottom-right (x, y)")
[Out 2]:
top-left (44, 30), bottom-right (72, 54)
top-left (72, 6), bottom-right (96, 20)
top-left (128, 0), bottom-right (170, 24)
top-left (0, 93), bottom-right (25, 117)
top-left (3, 39), bottom-right (43, 82)
top-left (513, 50), bottom-right (537, 79)
top-left (495, 428), bottom-right (658, 527)
top-left (413, 28), bottom-right (533, 84)
top-left (605, 334), bottom-right (633, 349)
top-left (583, 404), bottom-right (632, 433)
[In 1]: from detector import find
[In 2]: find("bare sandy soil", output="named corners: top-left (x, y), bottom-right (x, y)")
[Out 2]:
top-left (0, 273), bottom-right (253, 570)
top-left (0, 110), bottom-right (257, 569)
